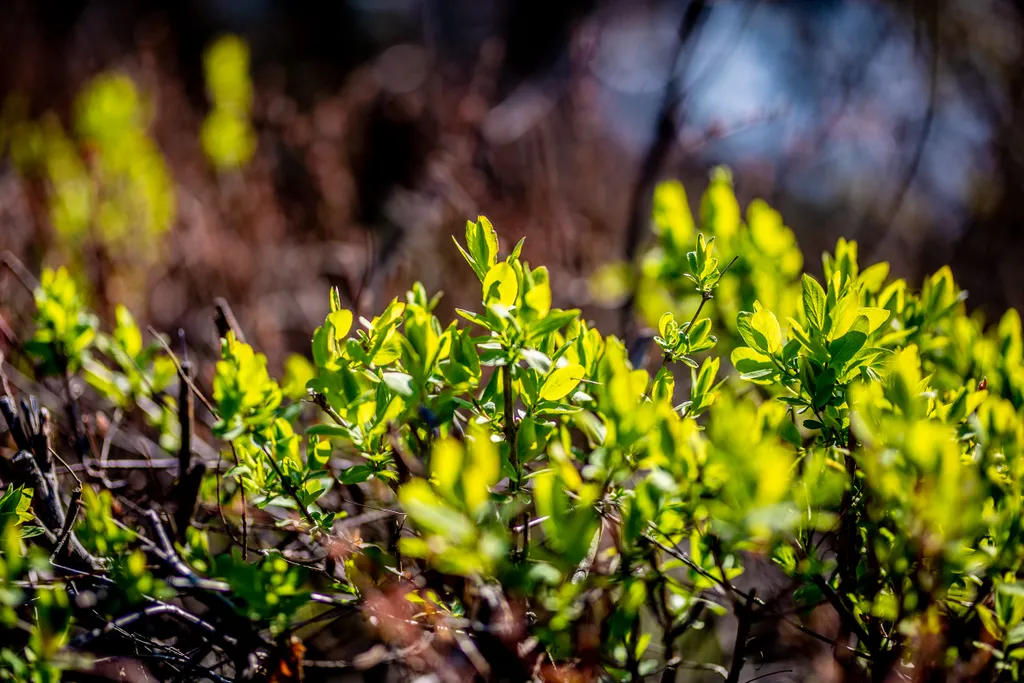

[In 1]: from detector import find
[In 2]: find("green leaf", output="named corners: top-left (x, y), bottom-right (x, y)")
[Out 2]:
top-left (996, 582), bottom-right (1024, 598)
top-left (700, 166), bottom-right (740, 240)
top-left (813, 367), bottom-right (837, 409)
top-left (652, 180), bottom-right (694, 250)
top-left (801, 274), bottom-right (826, 330)
top-left (658, 312), bottom-right (677, 341)
top-left (453, 237), bottom-right (485, 281)
top-left (859, 262), bottom-right (890, 291)
top-left (828, 315), bottom-right (869, 368)
top-left (787, 318), bottom-right (828, 360)
top-left (529, 309), bottom-right (580, 340)
top-left (731, 347), bottom-right (777, 385)
top-left (328, 309), bottom-right (353, 340)
top-left (524, 266), bottom-right (552, 317)
top-left (858, 307), bottom-right (891, 335)
top-left (749, 307), bottom-right (783, 354)
top-left (471, 217), bottom-right (499, 270)
top-left (306, 423), bottom-right (349, 438)
top-left (686, 318), bottom-right (712, 349)
top-left (459, 216), bottom-right (501, 282)
top-left (382, 371), bottom-right (415, 398)
top-left (521, 348), bottom-right (552, 374)
top-left (540, 363), bottom-right (585, 401)
top-left (507, 236), bottom-right (526, 263)
top-left (113, 305), bottom-right (143, 358)
top-left (398, 479), bottom-right (475, 544)
top-left (736, 312), bottom-right (761, 352)
top-left (430, 437), bottom-right (463, 497)
top-left (455, 307), bottom-right (496, 332)
top-left (694, 356), bottom-right (719, 398)
top-left (574, 410), bottom-right (606, 445)
top-left (463, 427), bottom-right (500, 514)
top-left (652, 366), bottom-right (675, 403)
top-left (779, 420), bottom-right (801, 447)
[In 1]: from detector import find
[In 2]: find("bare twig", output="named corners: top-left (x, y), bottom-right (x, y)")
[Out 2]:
top-left (147, 325), bottom-right (217, 415)
top-left (619, 0), bottom-right (711, 342)
top-left (177, 358), bottom-right (195, 477)
top-left (656, 659), bottom-right (728, 679)
top-left (173, 357), bottom-right (203, 544)
top-left (173, 463), bottom-right (207, 545)
top-left (725, 589), bottom-right (757, 683)
top-left (50, 486), bottom-right (83, 563)
top-left (863, 6), bottom-right (940, 264)
top-left (213, 297), bottom-right (246, 344)
top-left (0, 250), bottom-right (40, 292)
top-left (0, 396), bottom-right (32, 452)
top-left (0, 351), bottom-right (14, 400)
top-left (744, 670), bottom-right (794, 683)
top-left (69, 602), bottom-right (236, 649)
top-left (12, 451), bottom-right (102, 570)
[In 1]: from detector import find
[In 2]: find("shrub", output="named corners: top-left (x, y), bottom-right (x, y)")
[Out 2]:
top-left (1, 170), bottom-right (1023, 681)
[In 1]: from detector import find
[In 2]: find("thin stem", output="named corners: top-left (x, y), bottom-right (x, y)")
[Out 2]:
top-left (502, 363), bottom-right (518, 484)
top-left (258, 442), bottom-right (318, 530)
top-left (813, 574), bottom-right (873, 648)
top-left (502, 362), bottom-right (526, 562)
top-left (148, 326), bottom-right (218, 416)
top-left (228, 441), bottom-right (249, 559)
top-left (69, 602), bottom-right (235, 649)
top-left (310, 389), bottom-right (347, 427)
top-left (682, 255), bottom-right (737, 349)
top-left (643, 526), bottom-right (756, 603)
top-left (686, 290), bottom-right (714, 335)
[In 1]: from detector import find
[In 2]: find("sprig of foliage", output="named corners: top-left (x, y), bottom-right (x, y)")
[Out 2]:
top-left (24, 267), bottom-right (98, 375)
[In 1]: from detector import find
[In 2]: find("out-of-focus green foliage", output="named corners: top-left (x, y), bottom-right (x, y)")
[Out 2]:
top-left (24, 267), bottom-right (98, 375)
top-left (0, 489), bottom-right (67, 683)
top-left (201, 35), bottom-right (256, 171)
top-left (594, 167), bottom-right (803, 354)
top-left (3, 73), bottom-right (175, 258)
top-left (27, 272), bottom-right (182, 449)
top-left (74, 73), bottom-right (175, 248)
top-left (8, 169), bottom-right (1024, 680)
top-left (211, 550), bottom-right (309, 633)
top-left (81, 305), bottom-right (179, 440)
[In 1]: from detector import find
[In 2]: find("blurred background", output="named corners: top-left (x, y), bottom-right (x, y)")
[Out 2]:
top-left (2, 0), bottom-right (1023, 371)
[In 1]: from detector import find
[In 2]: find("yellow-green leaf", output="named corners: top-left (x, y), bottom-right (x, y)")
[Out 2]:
top-left (430, 437), bottom-right (463, 497)
top-left (858, 307), bottom-right (891, 335)
top-left (328, 309), bottom-right (353, 341)
top-left (463, 426), bottom-right (500, 514)
top-left (751, 308), bottom-right (783, 354)
top-left (524, 268), bottom-right (552, 317)
top-left (482, 262), bottom-right (519, 307)
top-left (658, 312), bottom-right (676, 340)
top-left (540, 363), bottom-right (585, 401)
